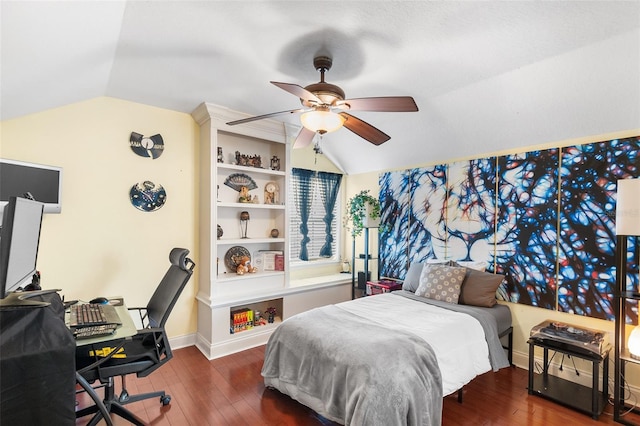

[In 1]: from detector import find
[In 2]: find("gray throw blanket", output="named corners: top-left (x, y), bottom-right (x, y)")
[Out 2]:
top-left (262, 305), bottom-right (443, 426)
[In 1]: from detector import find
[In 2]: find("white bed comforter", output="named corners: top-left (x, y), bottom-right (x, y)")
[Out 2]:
top-left (336, 293), bottom-right (491, 395)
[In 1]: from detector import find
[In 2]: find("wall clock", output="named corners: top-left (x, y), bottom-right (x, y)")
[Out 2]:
top-left (129, 181), bottom-right (167, 212)
top-left (130, 132), bottom-right (164, 159)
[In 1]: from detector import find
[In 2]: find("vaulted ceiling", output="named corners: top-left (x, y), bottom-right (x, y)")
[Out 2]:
top-left (2, 1), bottom-right (639, 174)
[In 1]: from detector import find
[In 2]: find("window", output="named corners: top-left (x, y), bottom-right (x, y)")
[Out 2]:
top-left (289, 168), bottom-right (343, 262)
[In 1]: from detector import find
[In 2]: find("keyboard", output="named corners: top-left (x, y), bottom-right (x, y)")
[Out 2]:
top-left (74, 324), bottom-right (118, 340)
top-left (69, 303), bottom-right (121, 327)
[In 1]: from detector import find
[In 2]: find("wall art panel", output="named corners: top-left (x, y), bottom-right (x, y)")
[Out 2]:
top-left (379, 171), bottom-right (411, 279)
top-left (495, 149), bottom-right (559, 309)
top-left (446, 159), bottom-right (498, 265)
top-left (408, 166), bottom-right (448, 264)
top-left (558, 137), bottom-right (640, 321)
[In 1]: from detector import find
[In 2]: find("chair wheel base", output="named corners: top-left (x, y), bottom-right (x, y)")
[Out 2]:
top-left (161, 395), bottom-right (171, 406)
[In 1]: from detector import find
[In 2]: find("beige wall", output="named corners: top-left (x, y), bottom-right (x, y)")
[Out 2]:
top-left (0, 97), bottom-right (198, 339)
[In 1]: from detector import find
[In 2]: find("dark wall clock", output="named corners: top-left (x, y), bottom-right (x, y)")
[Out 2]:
top-left (130, 181), bottom-right (167, 212)
top-left (130, 132), bottom-right (164, 159)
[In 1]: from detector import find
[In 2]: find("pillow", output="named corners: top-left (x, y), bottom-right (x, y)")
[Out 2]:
top-left (458, 269), bottom-right (505, 307)
top-left (455, 260), bottom-right (487, 272)
top-left (415, 264), bottom-right (466, 303)
top-left (425, 258), bottom-right (449, 265)
top-left (402, 263), bottom-right (424, 292)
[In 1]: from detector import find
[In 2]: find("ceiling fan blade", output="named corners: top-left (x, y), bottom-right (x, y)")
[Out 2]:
top-left (226, 108), bottom-right (305, 126)
top-left (293, 127), bottom-right (316, 149)
top-left (271, 81), bottom-right (323, 104)
top-left (339, 113), bottom-right (390, 145)
top-left (336, 96), bottom-right (418, 112)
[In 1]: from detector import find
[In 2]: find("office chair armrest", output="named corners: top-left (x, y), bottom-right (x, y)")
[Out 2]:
top-left (127, 307), bottom-right (150, 328)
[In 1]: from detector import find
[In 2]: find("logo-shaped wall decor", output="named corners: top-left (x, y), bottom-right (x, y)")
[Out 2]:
top-left (129, 181), bottom-right (167, 212)
top-left (130, 132), bottom-right (164, 159)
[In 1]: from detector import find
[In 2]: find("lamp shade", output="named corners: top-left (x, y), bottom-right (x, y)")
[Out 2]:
top-left (300, 110), bottom-right (345, 134)
top-left (616, 178), bottom-right (640, 236)
top-left (629, 326), bottom-right (640, 359)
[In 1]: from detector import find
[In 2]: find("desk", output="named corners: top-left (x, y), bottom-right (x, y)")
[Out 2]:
top-left (67, 299), bottom-right (138, 346)
top-left (70, 299), bottom-right (139, 426)
top-left (0, 292), bottom-right (76, 425)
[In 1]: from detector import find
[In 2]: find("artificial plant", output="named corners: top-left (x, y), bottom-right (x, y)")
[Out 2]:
top-left (345, 189), bottom-right (381, 237)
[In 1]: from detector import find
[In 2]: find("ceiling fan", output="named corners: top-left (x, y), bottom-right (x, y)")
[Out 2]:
top-left (226, 56), bottom-right (418, 148)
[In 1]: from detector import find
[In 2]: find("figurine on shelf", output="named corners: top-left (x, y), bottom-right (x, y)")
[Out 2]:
top-left (217, 147), bottom-right (224, 163)
top-left (265, 307), bottom-right (277, 323)
top-left (270, 155), bottom-right (280, 171)
top-left (238, 185), bottom-right (251, 203)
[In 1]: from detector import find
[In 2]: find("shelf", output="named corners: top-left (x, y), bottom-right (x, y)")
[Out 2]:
top-left (230, 317), bottom-right (281, 335)
top-left (620, 348), bottom-right (640, 365)
top-left (217, 238), bottom-right (285, 245)
top-left (529, 373), bottom-right (606, 418)
top-left (217, 202), bottom-right (285, 210)
top-left (621, 291), bottom-right (640, 300)
top-left (217, 270), bottom-right (285, 283)
top-left (218, 162), bottom-right (285, 177)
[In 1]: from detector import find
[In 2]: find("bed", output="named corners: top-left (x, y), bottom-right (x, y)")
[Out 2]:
top-left (261, 263), bottom-right (512, 426)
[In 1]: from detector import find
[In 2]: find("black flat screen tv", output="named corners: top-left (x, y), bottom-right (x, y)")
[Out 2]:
top-left (0, 158), bottom-right (62, 222)
top-left (0, 196), bottom-right (44, 298)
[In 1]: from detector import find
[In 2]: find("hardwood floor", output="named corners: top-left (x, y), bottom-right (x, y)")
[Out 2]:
top-left (75, 345), bottom-right (640, 425)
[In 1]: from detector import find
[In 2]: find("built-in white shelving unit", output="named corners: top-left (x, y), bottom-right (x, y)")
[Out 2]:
top-left (192, 103), bottom-right (351, 359)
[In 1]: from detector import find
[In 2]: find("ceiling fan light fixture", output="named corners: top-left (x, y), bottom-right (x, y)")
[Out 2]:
top-left (300, 110), bottom-right (345, 134)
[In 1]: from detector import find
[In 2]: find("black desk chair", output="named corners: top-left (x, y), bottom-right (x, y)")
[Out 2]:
top-left (76, 248), bottom-right (195, 426)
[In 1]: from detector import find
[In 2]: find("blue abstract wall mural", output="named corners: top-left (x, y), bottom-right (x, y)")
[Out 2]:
top-left (495, 149), bottom-right (558, 310)
top-left (377, 135), bottom-right (639, 321)
top-left (379, 170), bottom-right (411, 279)
top-left (558, 138), bottom-right (640, 321)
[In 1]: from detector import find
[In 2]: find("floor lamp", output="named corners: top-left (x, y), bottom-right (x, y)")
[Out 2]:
top-left (614, 178), bottom-right (640, 423)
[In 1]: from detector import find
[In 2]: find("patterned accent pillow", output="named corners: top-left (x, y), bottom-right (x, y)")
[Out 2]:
top-left (415, 264), bottom-right (466, 303)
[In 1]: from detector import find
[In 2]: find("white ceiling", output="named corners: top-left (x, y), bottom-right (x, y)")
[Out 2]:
top-left (2, 1), bottom-right (639, 174)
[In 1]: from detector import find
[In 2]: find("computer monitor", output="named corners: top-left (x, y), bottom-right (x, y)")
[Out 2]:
top-left (0, 196), bottom-right (44, 298)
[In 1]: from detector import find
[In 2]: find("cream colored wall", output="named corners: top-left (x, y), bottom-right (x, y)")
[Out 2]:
top-left (0, 97), bottom-right (198, 339)
top-left (344, 128), bottom-right (640, 383)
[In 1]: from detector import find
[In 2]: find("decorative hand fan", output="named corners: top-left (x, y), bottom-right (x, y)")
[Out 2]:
top-left (224, 173), bottom-right (257, 192)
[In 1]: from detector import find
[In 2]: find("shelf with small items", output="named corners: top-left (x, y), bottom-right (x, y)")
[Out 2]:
top-left (217, 202), bottom-right (285, 210)
top-left (217, 237), bottom-right (285, 245)
top-left (218, 162), bottom-right (285, 177)
top-left (229, 298), bottom-right (283, 335)
top-left (217, 270), bottom-right (285, 283)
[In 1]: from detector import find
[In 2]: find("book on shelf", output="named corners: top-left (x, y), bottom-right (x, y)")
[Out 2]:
top-left (258, 250), bottom-right (284, 271)
top-left (274, 253), bottom-right (284, 271)
top-left (230, 308), bottom-right (254, 333)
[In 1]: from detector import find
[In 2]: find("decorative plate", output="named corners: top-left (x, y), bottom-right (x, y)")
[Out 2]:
top-left (224, 246), bottom-right (251, 271)
top-left (129, 132), bottom-right (164, 159)
top-left (129, 180), bottom-right (167, 212)
top-left (224, 173), bottom-right (257, 192)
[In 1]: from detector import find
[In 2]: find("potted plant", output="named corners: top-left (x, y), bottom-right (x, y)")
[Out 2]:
top-left (345, 190), bottom-right (381, 237)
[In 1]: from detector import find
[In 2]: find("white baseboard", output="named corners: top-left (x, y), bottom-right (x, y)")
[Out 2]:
top-left (169, 333), bottom-right (197, 350)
